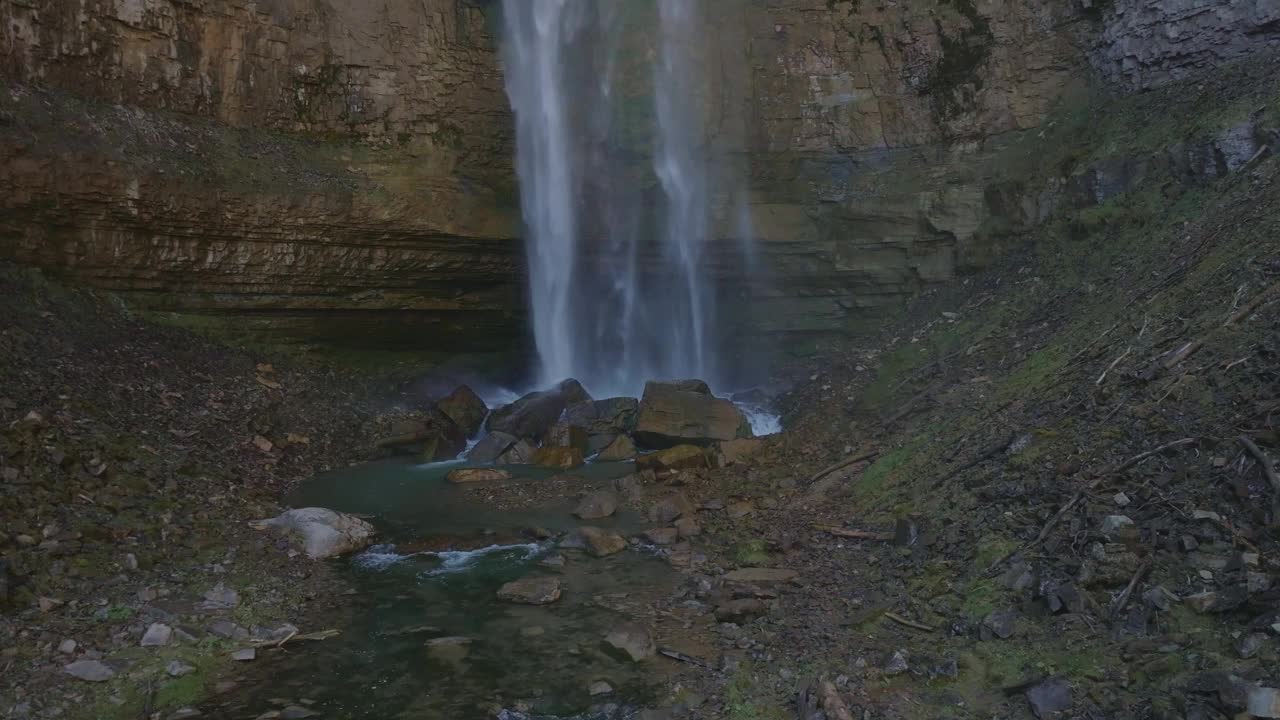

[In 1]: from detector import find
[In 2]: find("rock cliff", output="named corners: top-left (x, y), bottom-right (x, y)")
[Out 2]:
top-left (0, 0), bottom-right (1275, 353)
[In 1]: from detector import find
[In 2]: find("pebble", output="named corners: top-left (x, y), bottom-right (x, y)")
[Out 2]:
top-left (588, 680), bottom-right (614, 696)
top-left (1100, 515), bottom-right (1134, 536)
top-left (166, 660), bottom-right (197, 677)
top-left (1238, 633), bottom-right (1268, 659)
top-left (141, 623), bottom-right (173, 647)
top-left (231, 648), bottom-right (256, 662)
top-left (57, 639), bottom-right (77, 655)
top-left (1113, 492), bottom-right (1130, 507)
top-left (883, 650), bottom-right (910, 676)
top-left (169, 709), bottom-right (202, 719)
top-left (279, 706), bottom-right (320, 719)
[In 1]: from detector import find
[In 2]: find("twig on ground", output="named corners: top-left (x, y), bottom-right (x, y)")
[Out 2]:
top-left (987, 438), bottom-right (1197, 574)
top-left (658, 647), bottom-right (711, 669)
top-left (1240, 435), bottom-right (1280, 493)
top-left (1111, 559), bottom-right (1152, 619)
top-left (884, 612), bottom-right (937, 632)
top-left (1097, 347), bottom-right (1132, 385)
top-left (814, 524), bottom-right (894, 541)
top-left (275, 629), bottom-right (298, 648)
top-left (808, 450), bottom-right (880, 485)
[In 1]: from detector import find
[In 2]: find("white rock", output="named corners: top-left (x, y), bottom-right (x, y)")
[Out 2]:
top-left (1113, 492), bottom-right (1131, 507)
top-left (166, 660), bottom-right (197, 677)
top-left (57, 639), bottom-right (77, 654)
top-left (231, 648), bottom-right (256, 662)
top-left (1248, 687), bottom-right (1280, 718)
top-left (141, 623), bottom-right (173, 647)
top-left (1100, 515), bottom-right (1134, 536)
top-left (250, 508), bottom-right (376, 559)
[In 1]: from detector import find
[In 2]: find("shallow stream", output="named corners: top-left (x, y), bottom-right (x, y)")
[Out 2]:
top-left (210, 459), bottom-right (683, 719)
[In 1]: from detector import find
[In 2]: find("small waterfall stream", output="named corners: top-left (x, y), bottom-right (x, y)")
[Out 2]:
top-left (500, 0), bottom-right (751, 398)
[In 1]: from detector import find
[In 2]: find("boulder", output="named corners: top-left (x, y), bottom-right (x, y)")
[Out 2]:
top-left (487, 379), bottom-right (591, 441)
top-left (636, 444), bottom-right (708, 473)
top-left (466, 431), bottom-right (518, 463)
top-left (579, 527), bottom-right (627, 557)
top-left (435, 385), bottom-right (488, 438)
top-left (603, 624), bottom-right (655, 661)
top-left (497, 439), bottom-right (538, 465)
top-left (715, 438), bottom-right (765, 466)
top-left (497, 576), bottom-right (562, 605)
top-left (446, 468), bottom-right (513, 484)
top-left (634, 381), bottom-right (751, 448)
top-left (649, 493), bottom-right (696, 523)
top-left (250, 508), bottom-right (376, 559)
top-left (545, 423), bottom-right (590, 454)
top-left (596, 435), bottom-right (637, 462)
top-left (586, 433), bottom-right (619, 456)
top-left (643, 528), bottom-right (679, 546)
top-left (533, 446), bottom-right (585, 470)
top-left (563, 397), bottom-right (640, 436)
top-left (375, 413), bottom-right (467, 462)
top-left (575, 490), bottom-right (620, 520)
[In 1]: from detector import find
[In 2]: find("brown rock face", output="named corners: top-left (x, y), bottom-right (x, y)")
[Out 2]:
top-left (446, 468), bottom-right (512, 484)
top-left (636, 445), bottom-right (709, 474)
top-left (634, 382), bottom-right (751, 449)
top-left (436, 386), bottom-right (489, 439)
top-left (532, 447), bottom-right (585, 471)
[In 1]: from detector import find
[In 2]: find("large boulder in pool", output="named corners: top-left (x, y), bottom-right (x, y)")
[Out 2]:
top-left (466, 431), bottom-right (518, 463)
top-left (487, 379), bottom-right (592, 441)
top-left (633, 381), bottom-right (752, 449)
top-left (434, 385), bottom-right (488, 438)
top-left (562, 397), bottom-right (639, 436)
top-left (250, 508), bottom-right (375, 559)
top-left (374, 413), bottom-right (467, 462)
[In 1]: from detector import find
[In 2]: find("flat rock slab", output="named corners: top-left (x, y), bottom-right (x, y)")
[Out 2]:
top-left (722, 568), bottom-right (798, 584)
top-left (140, 622), bottom-right (173, 647)
top-left (64, 660), bottom-right (115, 682)
top-left (497, 576), bottom-right (562, 605)
top-left (446, 468), bottom-right (513, 484)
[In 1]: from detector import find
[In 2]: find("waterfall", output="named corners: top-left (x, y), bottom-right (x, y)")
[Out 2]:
top-left (500, 0), bottom-right (744, 398)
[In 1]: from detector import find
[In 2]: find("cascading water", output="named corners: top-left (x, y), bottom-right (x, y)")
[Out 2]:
top-left (500, 0), bottom-right (748, 398)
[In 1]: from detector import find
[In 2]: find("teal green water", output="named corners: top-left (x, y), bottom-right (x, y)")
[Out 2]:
top-left (213, 459), bottom-right (676, 720)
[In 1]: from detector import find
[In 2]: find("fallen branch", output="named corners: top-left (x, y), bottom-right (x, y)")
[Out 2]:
top-left (813, 524), bottom-right (894, 541)
top-left (1097, 347), bottom-right (1132, 385)
top-left (817, 679), bottom-right (855, 720)
top-left (808, 450), bottom-right (880, 485)
top-left (251, 628), bottom-right (339, 647)
top-left (987, 438), bottom-right (1197, 574)
top-left (1157, 281), bottom-right (1280, 372)
top-left (657, 646), bottom-right (711, 670)
top-left (274, 629), bottom-right (298, 648)
top-left (1240, 435), bottom-right (1280, 493)
top-left (884, 612), bottom-right (936, 632)
top-left (1110, 559), bottom-right (1152, 619)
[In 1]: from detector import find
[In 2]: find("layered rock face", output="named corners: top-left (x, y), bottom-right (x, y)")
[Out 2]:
top-left (0, 0), bottom-right (1275, 353)
top-left (0, 0), bottom-right (520, 351)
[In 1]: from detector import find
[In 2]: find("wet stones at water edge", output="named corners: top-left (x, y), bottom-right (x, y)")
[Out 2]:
top-left (250, 507), bottom-right (376, 559)
top-left (487, 379), bottom-right (591, 441)
top-left (636, 445), bottom-right (708, 473)
top-left (576, 527), bottom-right (627, 557)
top-left (497, 576), bottom-right (562, 604)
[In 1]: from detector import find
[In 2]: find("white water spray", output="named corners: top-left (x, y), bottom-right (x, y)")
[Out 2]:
top-left (501, 0), bottom-right (742, 398)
